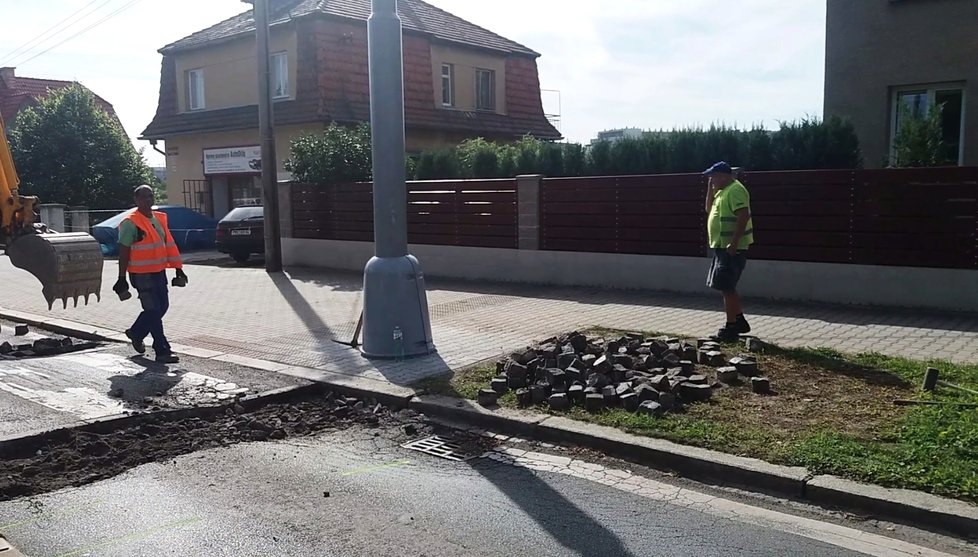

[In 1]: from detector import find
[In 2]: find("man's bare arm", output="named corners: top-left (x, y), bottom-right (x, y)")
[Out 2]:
top-left (118, 245), bottom-right (131, 278)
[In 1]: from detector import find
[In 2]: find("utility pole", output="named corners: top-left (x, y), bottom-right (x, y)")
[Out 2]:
top-left (251, 0), bottom-right (282, 272)
top-left (360, 0), bottom-right (434, 358)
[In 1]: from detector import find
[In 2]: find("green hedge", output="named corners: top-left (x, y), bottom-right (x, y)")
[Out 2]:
top-left (286, 117), bottom-right (863, 184)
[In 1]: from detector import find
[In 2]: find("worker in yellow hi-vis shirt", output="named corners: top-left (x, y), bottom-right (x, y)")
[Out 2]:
top-left (703, 161), bottom-right (754, 342)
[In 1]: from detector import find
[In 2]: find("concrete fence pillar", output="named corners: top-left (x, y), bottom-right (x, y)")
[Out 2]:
top-left (39, 204), bottom-right (66, 233)
top-left (69, 206), bottom-right (90, 234)
top-left (278, 181), bottom-right (293, 238)
top-left (516, 174), bottom-right (543, 250)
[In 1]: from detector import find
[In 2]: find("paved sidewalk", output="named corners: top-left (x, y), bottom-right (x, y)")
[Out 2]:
top-left (0, 256), bottom-right (976, 386)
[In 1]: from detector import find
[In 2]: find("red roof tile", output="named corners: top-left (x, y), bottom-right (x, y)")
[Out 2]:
top-left (161, 0), bottom-right (539, 57)
top-left (0, 69), bottom-right (119, 127)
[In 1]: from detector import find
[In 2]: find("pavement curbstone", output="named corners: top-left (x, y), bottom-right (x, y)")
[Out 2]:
top-left (409, 394), bottom-right (549, 438)
top-left (805, 475), bottom-right (978, 540)
top-left (0, 310), bottom-right (118, 342)
top-left (278, 366), bottom-right (416, 409)
top-left (0, 533), bottom-right (27, 557)
top-left (536, 416), bottom-right (808, 498)
top-left (400, 393), bottom-right (978, 540)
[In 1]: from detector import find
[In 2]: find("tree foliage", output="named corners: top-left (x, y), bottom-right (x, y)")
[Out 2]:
top-left (8, 85), bottom-right (153, 209)
top-left (889, 103), bottom-right (946, 168)
top-left (285, 122), bottom-right (373, 185)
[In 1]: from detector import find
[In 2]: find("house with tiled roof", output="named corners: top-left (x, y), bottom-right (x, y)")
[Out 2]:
top-left (0, 67), bottom-right (120, 129)
top-left (140, 0), bottom-right (560, 219)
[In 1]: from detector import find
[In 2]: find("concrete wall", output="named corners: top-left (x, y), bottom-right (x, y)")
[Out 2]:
top-left (173, 28), bottom-right (298, 112)
top-left (824, 0), bottom-right (978, 167)
top-left (281, 238), bottom-right (978, 312)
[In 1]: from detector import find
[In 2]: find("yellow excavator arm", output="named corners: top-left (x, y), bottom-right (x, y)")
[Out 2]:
top-left (1, 113), bottom-right (104, 309)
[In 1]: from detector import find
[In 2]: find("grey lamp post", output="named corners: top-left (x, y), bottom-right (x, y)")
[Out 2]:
top-left (361, 0), bottom-right (434, 358)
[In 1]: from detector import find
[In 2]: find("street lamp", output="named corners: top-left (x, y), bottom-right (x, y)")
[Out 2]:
top-left (361, 0), bottom-right (434, 358)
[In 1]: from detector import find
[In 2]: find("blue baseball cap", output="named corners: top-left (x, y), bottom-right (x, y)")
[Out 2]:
top-left (702, 161), bottom-right (733, 175)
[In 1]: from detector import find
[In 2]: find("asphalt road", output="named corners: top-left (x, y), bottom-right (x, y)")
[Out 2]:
top-left (2, 424), bottom-right (973, 557)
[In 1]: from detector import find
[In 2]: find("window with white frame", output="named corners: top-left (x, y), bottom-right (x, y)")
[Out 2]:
top-left (475, 68), bottom-right (495, 111)
top-left (187, 69), bottom-right (205, 110)
top-left (441, 63), bottom-right (454, 107)
top-left (891, 84), bottom-right (965, 165)
top-left (272, 52), bottom-right (289, 99)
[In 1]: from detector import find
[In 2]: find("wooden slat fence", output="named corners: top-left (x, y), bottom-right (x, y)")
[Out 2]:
top-left (541, 167), bottom-right (978, 270)
top-left (292, 179), bottom-right (518, 249)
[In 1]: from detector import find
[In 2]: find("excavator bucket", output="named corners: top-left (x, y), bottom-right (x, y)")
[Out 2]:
top-left (7, 232), bottom-right (104, 310)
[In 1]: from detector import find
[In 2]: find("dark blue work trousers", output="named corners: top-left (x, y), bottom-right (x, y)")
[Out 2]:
top-left (128, 271), bottom-right (171, 355)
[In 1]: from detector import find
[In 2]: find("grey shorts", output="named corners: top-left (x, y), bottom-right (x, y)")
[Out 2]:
top-left (707, 248), bottom-right (747, 292)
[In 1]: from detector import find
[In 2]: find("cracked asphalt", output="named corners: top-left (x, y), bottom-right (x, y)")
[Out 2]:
top-left (2, 422), bottom-right (974, 557)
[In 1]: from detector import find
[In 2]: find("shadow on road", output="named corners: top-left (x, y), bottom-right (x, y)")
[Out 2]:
top-left (470, 458), bottom-right (636, 557)
top-left (107, 357), bottom-right (185, 405)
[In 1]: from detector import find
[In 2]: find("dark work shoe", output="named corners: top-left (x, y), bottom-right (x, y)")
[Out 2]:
top-left (125, 329), bottom-right (146, 355)
top-left (715, 326), bottom-right (740, 342)
top-left (732, 315), bottom-right (752, 334)
top-left (155, 353), bottom-right (179, 364)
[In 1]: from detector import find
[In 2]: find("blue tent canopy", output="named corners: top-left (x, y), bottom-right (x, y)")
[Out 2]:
top-left (92, 205), bottom-right (217, 256)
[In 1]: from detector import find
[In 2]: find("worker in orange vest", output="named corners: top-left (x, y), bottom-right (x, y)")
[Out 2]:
top-left (113, 185), bottom-right (188, 363)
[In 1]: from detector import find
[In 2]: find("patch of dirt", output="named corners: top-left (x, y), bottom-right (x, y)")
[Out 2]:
top-left (0, 392), bottom-right (431, 502)
top-left (693, 354), bottom-right (911, 439)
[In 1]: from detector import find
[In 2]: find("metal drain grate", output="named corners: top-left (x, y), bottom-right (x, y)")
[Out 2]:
top-left (402, 435), bottom-right (477, 461)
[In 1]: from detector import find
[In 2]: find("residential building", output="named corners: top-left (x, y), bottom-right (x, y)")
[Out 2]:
top-left (140, 0), bottom-right (560, 219)
top-left (0, 67), bottom-right (120, 128)
top-left (590, 127), bottom-right (643, 146)
top-left (824, 0), bottom-right (978, 167)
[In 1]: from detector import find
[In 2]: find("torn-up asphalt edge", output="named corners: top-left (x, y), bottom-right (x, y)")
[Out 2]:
top-left (0, 383), bottom-right (324, 461)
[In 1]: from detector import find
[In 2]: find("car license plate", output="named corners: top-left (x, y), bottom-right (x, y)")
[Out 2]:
top-left (231, 229), bottom-right (251, 236)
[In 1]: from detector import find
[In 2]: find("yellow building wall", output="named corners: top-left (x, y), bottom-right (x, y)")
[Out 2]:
top-left (173, 27), bottom-right (298, 112)
top-left (163, 124), bottom-right (321, 207)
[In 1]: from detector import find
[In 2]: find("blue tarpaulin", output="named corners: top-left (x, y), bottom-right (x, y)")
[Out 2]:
top-left (92, 205), bottom-right (217, 256)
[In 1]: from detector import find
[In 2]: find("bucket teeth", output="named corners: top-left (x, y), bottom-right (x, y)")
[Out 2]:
top-left (5, 232), bottom-right (104, 311)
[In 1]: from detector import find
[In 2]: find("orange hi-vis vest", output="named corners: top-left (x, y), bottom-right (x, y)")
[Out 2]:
top-left (122, 210), bottom-right (183, 274)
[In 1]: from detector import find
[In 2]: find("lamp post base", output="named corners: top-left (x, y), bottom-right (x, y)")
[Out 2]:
top-left (361, 254), bottom-right (435, 358)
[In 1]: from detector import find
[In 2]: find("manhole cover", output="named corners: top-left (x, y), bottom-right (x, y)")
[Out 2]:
top-left (402, 435), bottom-right (478, 461)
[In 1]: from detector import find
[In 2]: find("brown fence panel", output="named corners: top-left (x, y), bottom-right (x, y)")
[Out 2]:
top-left (406, 179), bottom-right (517, 248)
top-left (291, 183), bottom-right (374, 241)
top-left (541, 168), bottom-right (977, 269)
top-left (849, 167), bottom-right (977, 268)
top-left (290, 180), bottom-right (518, 247)
top-left (541, 174), bottom-right (706, 257)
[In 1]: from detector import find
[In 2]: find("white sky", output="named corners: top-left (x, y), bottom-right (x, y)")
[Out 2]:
top-left (0, 0), bottom-right (826, 167)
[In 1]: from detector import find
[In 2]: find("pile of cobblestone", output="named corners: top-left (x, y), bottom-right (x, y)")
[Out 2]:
top-left (479, 332), bottom-right (771, 415)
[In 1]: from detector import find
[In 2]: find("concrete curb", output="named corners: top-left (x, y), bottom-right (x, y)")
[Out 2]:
top-left (0, 383), bottom-right (325, 461)
top-left (6, 310), bottom-right (977, 540)
top-left (0, 533), bottom-right (27, 557)
top-left (0, 309), bottom-right (123, 343)
top-left (806, 475), bottom-right (978, 541)
top-left (405, 396), bottom-right (978, 540)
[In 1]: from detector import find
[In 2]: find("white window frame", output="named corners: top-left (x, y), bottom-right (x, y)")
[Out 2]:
top-left (890, 82), bottom-right (966, 165)
top-left (441, 63), bottom-right (454, 107)
top-left (475, 68), bottom-right (496, 112)
top-left (271, 52), bottom-right (289, 100)
top-left (188, 69), bottom-right (205, 111)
